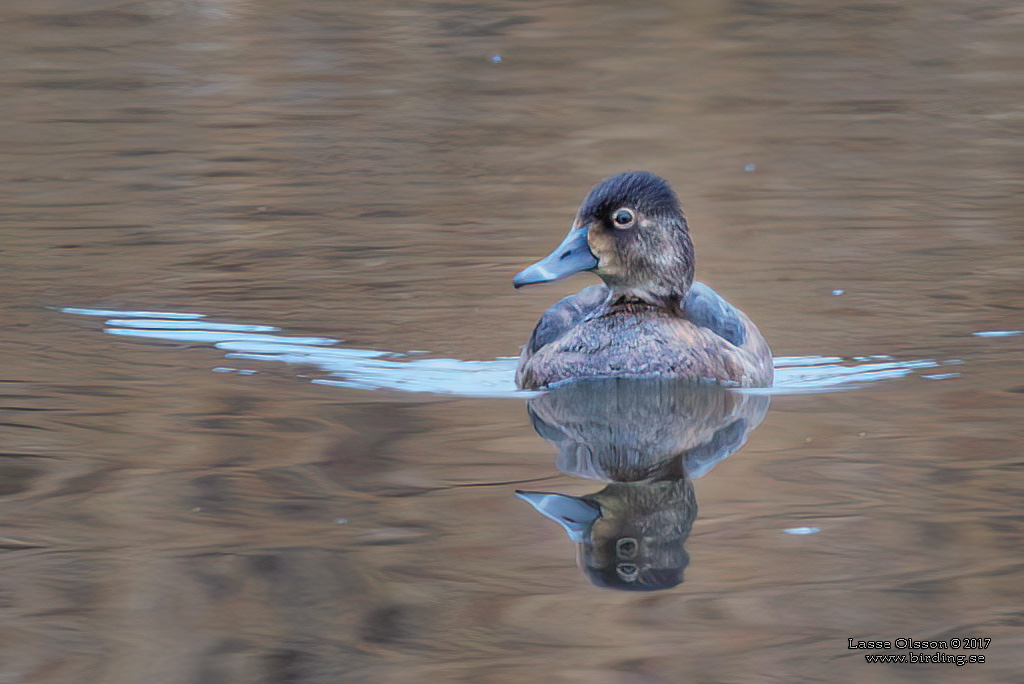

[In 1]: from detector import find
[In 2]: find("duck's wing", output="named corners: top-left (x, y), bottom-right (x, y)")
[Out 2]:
top-left (681, 281), bottom-right (750, 347)
top-left (522, 284), bottom-right (609, 357)
top-left (681, 282), bottom-right (774, 387)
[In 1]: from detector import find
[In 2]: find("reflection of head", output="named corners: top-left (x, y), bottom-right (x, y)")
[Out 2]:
top-left (582, 480), bottom-right (695, 591)
top-left (519, 378), bottom-right (770, 591)
top-left (518, 479), bottom-right (696, 591)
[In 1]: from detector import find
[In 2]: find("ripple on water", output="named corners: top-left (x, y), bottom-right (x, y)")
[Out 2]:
top-left (61, 307), bottom-right (951, 397)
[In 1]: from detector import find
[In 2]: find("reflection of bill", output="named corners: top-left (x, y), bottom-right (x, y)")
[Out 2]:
top-left (516, 378), bottom-right (769, 591)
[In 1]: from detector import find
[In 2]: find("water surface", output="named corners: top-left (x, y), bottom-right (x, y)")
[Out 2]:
top-left (3, 1), bottom-right (1024, 683)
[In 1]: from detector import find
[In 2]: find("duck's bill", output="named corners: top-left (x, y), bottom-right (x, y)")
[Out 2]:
top-left (513, 226), bottom-right (598, 288)
top-left (515, 490), bottom-right (601, 543)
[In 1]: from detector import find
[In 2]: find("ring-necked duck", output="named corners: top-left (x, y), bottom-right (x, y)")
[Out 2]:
top-left (513, 171), bottom-right (772, 389)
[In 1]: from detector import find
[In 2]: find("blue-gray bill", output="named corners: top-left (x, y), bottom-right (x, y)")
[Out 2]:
top-left (513, 226), bottom-right (598, 288)
top-left (514, 489), bottom-right (601, 543)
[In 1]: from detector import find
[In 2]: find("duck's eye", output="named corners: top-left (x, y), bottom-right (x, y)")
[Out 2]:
top-left (616, 537), bottom-right (638, 559)
top-left (616, 563), bottom-right (639, 581)
top-left (611, 208), bottom-right (636, 229)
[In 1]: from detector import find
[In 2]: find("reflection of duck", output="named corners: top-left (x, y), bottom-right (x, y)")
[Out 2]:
top-left (517, 378), bottom-right (769, 591)
top-left (513, 171), bottom-right (772, 390)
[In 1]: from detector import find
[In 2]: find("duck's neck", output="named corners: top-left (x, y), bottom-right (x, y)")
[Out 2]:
top-left (603, 284), bottom-right (688, 317)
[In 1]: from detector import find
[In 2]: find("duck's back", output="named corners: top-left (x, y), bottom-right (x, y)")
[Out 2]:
top-left (516, 282), bottom-right (772, 389)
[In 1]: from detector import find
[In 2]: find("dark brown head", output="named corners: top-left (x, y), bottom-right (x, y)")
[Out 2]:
top-left (513, 171), bottom-right (694, 303)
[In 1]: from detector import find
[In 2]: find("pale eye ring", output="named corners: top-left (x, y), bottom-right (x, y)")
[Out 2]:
top-left (616, 562), bottom-right (639, 581)
top-left (612, 207), bottom-right (636, 228)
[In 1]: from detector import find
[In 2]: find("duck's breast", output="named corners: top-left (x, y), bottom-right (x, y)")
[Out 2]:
top-left (517, 311), bottom-right (771, 389)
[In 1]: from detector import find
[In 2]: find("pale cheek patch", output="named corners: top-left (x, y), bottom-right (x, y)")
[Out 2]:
top-left (589, 230), bottom-right (621, 275)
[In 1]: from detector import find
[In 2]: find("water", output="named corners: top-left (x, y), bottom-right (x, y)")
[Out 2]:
top-left (4, 1), bottom-right (1024, 683)
top-left (60, 307), bottom-right (947, 396)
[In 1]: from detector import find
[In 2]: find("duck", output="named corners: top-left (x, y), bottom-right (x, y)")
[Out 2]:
top-left (513, 171), bottom-right (773, 390)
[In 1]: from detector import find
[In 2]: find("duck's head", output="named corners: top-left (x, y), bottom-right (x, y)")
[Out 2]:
top-left (516, 481), bottom-right (694, 591)
top-left (513, 171), bottom-right (694, 303)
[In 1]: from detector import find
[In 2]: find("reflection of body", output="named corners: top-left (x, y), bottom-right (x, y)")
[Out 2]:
top-left (514, 171), bottom-right (772, 390)
top-left (518, 379), bottom-right (769, 591)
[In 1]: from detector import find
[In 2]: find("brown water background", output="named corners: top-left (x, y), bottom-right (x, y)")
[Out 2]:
top-left (3, 1), bottom-right (1024, 682)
